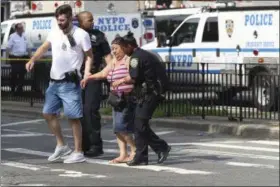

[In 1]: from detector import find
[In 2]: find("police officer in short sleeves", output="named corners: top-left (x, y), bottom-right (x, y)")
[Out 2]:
top-left (77, 11), bottom-right (112, 157)
top-left (117, 32), bottom-right (171, 166)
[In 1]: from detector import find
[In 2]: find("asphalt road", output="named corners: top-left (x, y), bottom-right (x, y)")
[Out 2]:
top-left (1, 113), bottom-right (279, 186)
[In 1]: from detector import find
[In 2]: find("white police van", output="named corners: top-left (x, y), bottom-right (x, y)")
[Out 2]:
top-left (1, 12), bottom-right (143, 60)
top-left (142, 5), bottom-right (279, 111)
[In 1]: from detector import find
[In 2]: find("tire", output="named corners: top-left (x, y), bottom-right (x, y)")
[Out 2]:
top-left (252, 72), bottom-right (276, 112)
top-left (216, 87), bottom-right (237, 105)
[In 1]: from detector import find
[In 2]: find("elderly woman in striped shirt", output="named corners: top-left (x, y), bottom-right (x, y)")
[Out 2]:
top-left (81, 36), bottom-right (136, 164)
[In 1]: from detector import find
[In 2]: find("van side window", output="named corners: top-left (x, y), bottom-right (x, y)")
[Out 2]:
top-left (172, 18), bottom-right (200, 46)
top-left (202, 17), bottom-right (218, 42)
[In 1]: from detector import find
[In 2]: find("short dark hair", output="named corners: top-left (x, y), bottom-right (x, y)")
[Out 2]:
top-left (15, 23), bottom-right (23, 29)
top-left (55, 4), bottom-right (72, 18)
top-left (122, 31), bottom-right (138, 47)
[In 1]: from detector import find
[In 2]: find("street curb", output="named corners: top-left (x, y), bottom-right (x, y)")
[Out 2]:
top-left (2, 107), bottom-right (279, 140)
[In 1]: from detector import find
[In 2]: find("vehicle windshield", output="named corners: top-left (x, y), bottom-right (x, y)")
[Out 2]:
top-left (155, 15), bottom-right (188, 38)
top-left (171, 17), bottom-right (200, 45)
top-left (1, 24), bottom-right (8, 45)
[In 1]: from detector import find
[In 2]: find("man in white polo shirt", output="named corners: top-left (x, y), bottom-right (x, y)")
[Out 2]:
top-left (7, 22), bottom-right (32, 93)
top-left (26, 4), bottom-right (93, 164)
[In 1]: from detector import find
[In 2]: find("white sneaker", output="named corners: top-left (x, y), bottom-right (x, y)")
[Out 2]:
top-left (63, 152), bottom-right (86, 164)
top-left (48, 145), bottom-right (72, 162)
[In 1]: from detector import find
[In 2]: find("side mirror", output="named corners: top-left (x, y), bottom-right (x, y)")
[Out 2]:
top-left (166, 39), bottom-right (170, 46)
top-left (166, 36), bottom-right (174, 47)
top-left (157, 32), bottom-right (168, 47)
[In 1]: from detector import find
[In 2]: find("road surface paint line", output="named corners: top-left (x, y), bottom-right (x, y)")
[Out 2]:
top-left (103, 131), bottom-right (174, 143)
top-left (180, 149), bottom-right (279, 161)
top-left (1, 161), bottom-right (47, 171)
top-left (15, 184), bottom-right (47, 186)
top-left (248, 140), bottom-right (279, 146)
top-left (155, 131), bottom-right (175, 136)
top-left (226, 162), bottom-right (277, 169)
top-left (3, 129), bottom-right (36, 134)
top-left (1, 119), bottom-right (45, 127)
top-left (86, 159), bottom-right (213, 175)
top-left (2, 133), bottom-right (45, 138)
top-left (3, 148), bottom-right (52, 157)
top-left (2, 158), bottom-right (107, 179)
top-left (169, 142), bottom-right (279, 153)
top-left (3, 148), bottom-right (213, 175)
top-left (59, 171), bottom-right (106, 178)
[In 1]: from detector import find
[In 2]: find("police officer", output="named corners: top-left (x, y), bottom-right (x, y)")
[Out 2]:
top-left (114, 31), bottom-right (171, 166)
top-left (77, 11), bottom-right (112, 157)
top-left (6, 22), bottom-right (32, 94)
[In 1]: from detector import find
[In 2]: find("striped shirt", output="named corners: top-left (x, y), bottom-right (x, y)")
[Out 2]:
top-left (107, 57), bottom-right (134, 93)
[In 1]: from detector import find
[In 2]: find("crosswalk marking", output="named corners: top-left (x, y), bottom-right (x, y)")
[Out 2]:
top-left (2, 148), bottom-right (213, 175)
top-left (1, 160), bottom-right (107, 179)
top-left (2, 161), bottom-right (48, 171)
top-left (226, 162), bottom-right (277, 169)
top-left (169, 142), bottom-right (279, 153)
top-left (2, 134), bottom-right (45, 138)
top-left (177, 148), bottom-right (279, 161)
top-left (1, 119), bottom-right (45, 127)
top-left (248, 140), bottom-right (279, 146)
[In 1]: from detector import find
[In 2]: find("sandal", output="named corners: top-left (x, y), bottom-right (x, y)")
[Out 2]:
top-left (109, 157), bottom-right (129, 164)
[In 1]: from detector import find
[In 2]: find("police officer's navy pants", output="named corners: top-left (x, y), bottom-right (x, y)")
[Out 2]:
top-left (81, 79), bottom-right (103, 151)
top-left (10, 55), bottom-right (28, 93)
top-left (134, 93), bottom-right (169, 159)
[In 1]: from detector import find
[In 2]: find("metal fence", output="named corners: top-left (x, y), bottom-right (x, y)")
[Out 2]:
top-left (1, 61), bottom-right (280, 122)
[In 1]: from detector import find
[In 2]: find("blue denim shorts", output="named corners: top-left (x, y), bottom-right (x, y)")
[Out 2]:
top-left (112, 98), bottom-right (136, 134)
top-left (43, 82), bottom-right (83, 119)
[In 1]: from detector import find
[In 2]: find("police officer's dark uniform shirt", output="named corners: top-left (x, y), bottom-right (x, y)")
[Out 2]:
top-left (81, 29), bottom-right (111, 75)
top-left (129, 48), bottom-right (158, 91)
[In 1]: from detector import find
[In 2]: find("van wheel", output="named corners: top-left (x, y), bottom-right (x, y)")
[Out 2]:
top-left (252, 72), bottom-right (276, 112)
top-left (216, 87), bottom-right (237, 105)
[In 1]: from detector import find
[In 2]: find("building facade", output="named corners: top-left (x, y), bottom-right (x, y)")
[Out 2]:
top-left (1, 1), bottom-right (10, 22)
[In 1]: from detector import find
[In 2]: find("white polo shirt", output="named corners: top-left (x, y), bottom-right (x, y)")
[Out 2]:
top-left (7, 32), bottom-right (31, 56)
top-left (46, 25), bottom-right (91, 80)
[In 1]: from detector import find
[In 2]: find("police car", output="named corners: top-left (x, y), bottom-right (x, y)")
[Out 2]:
top-left (142, 4), bottom-right (280, 111)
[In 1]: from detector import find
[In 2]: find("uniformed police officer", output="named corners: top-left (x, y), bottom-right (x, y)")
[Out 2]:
top-left (6, 22), bottom-right (32, 94)
top-left (114, 31), bottom-right (171, 166)
top-left (77, 11), bottom-right (113, 157)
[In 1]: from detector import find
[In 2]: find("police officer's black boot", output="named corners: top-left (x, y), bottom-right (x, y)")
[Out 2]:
top-left (157, 146), bottom-right (171, 164)
top-left (127, 147), bottom-right (148, 166)
top-left (127, 156), bottom-right (148, 166)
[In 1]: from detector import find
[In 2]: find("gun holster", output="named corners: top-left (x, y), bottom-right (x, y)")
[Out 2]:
top-left (65, 70), bottom-right (80, 85)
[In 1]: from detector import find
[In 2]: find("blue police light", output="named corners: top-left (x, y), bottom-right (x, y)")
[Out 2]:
top-left (143, 19), bottom-right (152, 27)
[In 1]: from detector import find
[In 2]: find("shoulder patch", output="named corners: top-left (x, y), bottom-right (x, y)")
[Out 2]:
top-left (130, 58), bottom-right (138, 68)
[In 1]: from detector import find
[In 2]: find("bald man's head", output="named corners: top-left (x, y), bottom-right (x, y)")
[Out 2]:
top-left (77, 11), bottom-right (94, 31)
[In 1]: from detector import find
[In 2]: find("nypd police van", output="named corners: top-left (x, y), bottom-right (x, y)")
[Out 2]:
top-left (142, 5), bottom-right (279, 111)
top-left (1, 12), bottom-right (143, 60)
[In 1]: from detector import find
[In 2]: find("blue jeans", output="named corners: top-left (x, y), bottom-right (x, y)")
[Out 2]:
top-left (43, 82), bottom-right (83, 119)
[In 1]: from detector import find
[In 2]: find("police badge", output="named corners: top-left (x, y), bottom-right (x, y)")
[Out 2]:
top-left (132, 18), bottom-right (139, 29)
top-left (90, 34), bottom-right (96, 42)
top-left (130, 58), bottom-right (138, 68)
top-left (225, 19), bottom-right (234, 38)
top-left (62, 43), bottom-right (67, 51)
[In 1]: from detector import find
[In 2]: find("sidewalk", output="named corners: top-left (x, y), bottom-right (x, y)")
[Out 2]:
top-left (1, 101), bottom-right (279, 139)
